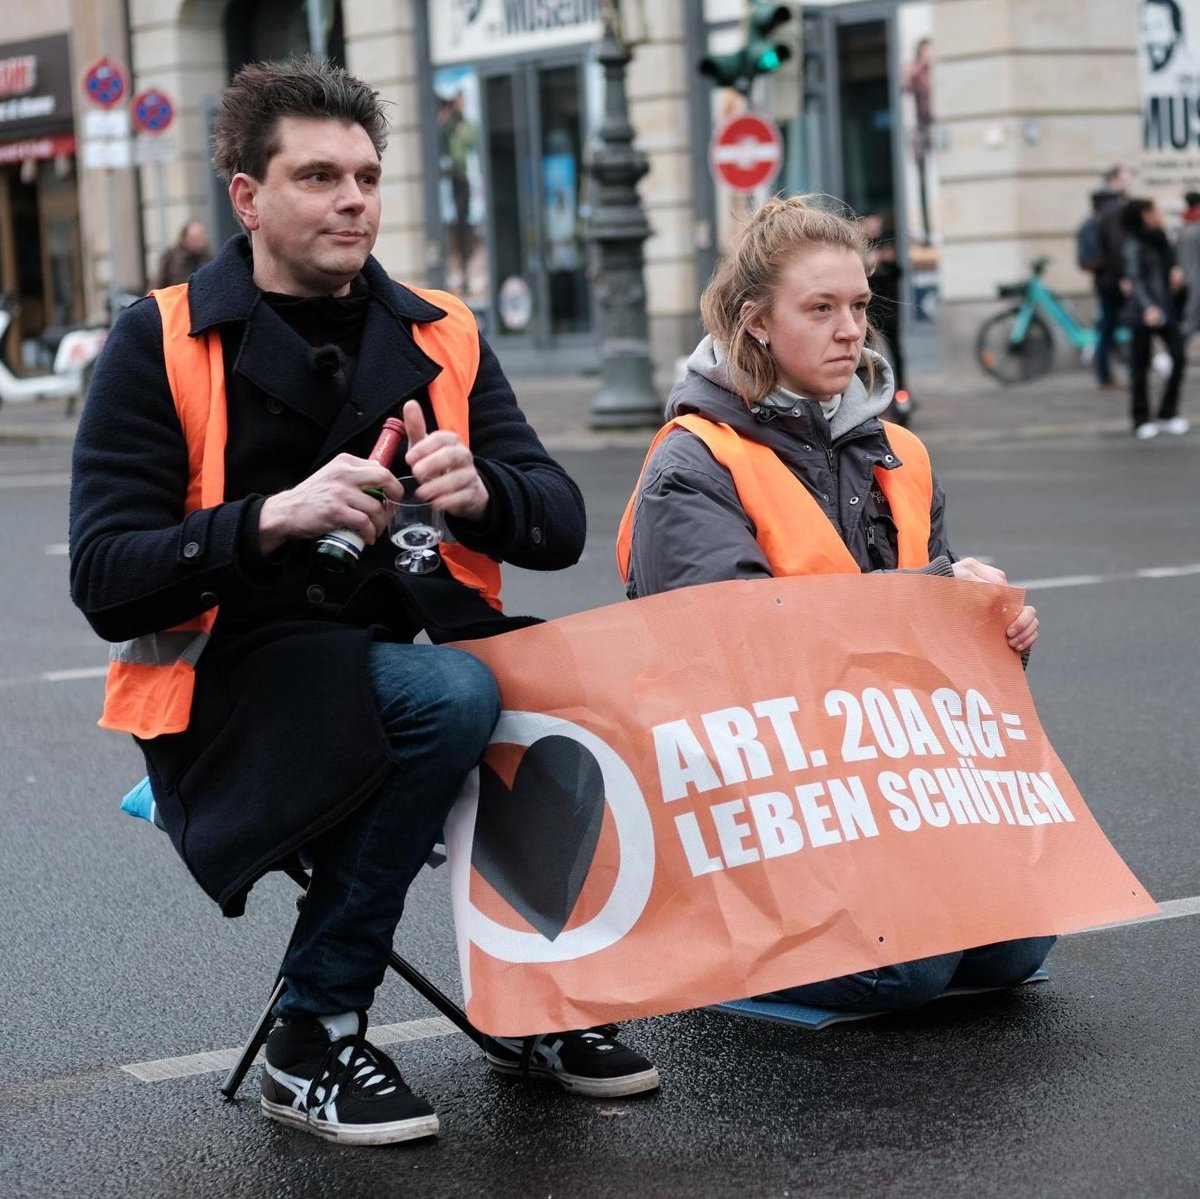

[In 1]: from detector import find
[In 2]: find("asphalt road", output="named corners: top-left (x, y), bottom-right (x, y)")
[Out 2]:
top-left (0, 426), bottom-right (1197, 1198)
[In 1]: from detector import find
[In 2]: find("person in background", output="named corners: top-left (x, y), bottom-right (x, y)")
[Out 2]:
top-left (902, 37), bottom-right (935, 245)
top-left (618, 195), bottom-right (1052, 1016)
top-left (156, 219), bottom-right (213, 288)
top-left (1090, 165), bottom-right (1135, 390)
top-left (860, 211), bottom-right (914, 426)
top-left (70, 56), bottom-right (656, 1150)
top-left (1175, 190), bottom-right (1200, 339)
top-left (1122, 198), bottom-right (1189, 439)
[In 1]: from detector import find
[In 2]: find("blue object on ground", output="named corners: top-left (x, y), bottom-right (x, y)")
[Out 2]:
top-left (712, 969), bottom-right (1050, 1029)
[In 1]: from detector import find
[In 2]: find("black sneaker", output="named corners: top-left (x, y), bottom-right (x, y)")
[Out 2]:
top-left (483, 1024), bottom-right (659, 1098)
top-left (261, 1013), bottom-right (438, 1145)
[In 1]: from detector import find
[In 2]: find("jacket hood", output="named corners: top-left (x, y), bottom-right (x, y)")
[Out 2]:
top-left (670, 334), bottom-right (894, 441)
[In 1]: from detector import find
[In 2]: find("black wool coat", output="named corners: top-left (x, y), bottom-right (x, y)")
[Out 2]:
top-left (69, 236), bottom-right (586, 915)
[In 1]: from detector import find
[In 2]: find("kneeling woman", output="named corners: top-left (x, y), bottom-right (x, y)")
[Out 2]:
top-left (617, 196), bottom-right (1053, 1013)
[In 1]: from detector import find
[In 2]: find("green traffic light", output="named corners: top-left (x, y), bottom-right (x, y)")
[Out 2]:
top-left (697, 1), bottom-right (792, 92)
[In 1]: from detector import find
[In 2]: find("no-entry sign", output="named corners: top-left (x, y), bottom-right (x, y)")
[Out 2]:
top-left (710, 112), bottom-right (783, 193)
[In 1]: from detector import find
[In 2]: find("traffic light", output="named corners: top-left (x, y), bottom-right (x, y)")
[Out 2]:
top-left (698, 48), bottom-right (755, 95)
top-left (698, 1), bottom-right (794, 96)
top-left (747, 3), bottom-right (792, 78)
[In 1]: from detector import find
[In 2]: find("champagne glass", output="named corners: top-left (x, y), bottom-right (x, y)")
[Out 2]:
top-left (387, 477), bottom-right (446, 575)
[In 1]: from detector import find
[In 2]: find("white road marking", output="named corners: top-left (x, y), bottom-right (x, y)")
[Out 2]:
top-left (41, 666), bottom-right (108, 682)
top-left (121, 1016), bottom-right (460, 1083)
top-left (1014, 563), bottom-right (1200, 591)
top-left (1014, 573), bottom-right (1105, 590)
top-left (121, 898), bottom-right (1200, 1084)
top-left (44, 543), bottom-right (69, 555)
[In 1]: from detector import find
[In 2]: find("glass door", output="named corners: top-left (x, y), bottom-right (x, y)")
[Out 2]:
top-left (537, 64), bottom-right (589, 337)
top-left (483, 69), bottom-right (538, 340)
top-left (480, 57), bottom-right (592, 352)
top-left (835, 19), bottom-right (894, 220)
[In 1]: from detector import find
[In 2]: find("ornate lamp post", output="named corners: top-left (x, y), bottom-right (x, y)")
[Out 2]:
top-left (587, 1), bottom-right (661, 428)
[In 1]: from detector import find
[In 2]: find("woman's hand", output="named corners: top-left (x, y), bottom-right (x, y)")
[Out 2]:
top-left (1007, 605), bottom-right (1039, 654)
top-left (951, 557), bottom-right (1007, 586)
top-left (952, 558), bottom-right (1038, 653)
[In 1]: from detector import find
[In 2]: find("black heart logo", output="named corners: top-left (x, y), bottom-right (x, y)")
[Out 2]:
top-left (471, 735), bottom-right (607, 942)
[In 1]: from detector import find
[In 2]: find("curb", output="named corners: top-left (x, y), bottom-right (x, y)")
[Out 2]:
top-left (0, 418), bottom-right (1143, 452)
top-left (0, 425), bottom-right (78, 445)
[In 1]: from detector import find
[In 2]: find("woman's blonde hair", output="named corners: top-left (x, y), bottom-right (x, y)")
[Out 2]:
top-left (700, 195), bottom-right (874, 406)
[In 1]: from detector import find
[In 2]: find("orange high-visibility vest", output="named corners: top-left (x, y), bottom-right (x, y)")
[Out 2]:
top-left (616, 413), bottom-right (932, 583)
top-left (100, 282), bottom-right (501, 739)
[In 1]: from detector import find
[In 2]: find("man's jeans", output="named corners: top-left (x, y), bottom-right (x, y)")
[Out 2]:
top-left (1095, 286), bottom-right (1124, 384)
top-left (276, 642), bottom-right (500, 1018)
top-left (759, 937), bottom-right (1056, 1014)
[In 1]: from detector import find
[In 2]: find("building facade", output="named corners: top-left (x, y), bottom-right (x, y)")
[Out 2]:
top-left (0, 1), bottom-right (1151, 379)
top-left (0, 17), bottom-right (85, 361)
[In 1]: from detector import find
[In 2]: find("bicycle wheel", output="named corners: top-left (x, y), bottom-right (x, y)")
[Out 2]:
top-left (976, 308), bottom-right (1055, 385)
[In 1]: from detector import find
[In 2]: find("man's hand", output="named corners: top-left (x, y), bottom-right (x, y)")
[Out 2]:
top-left (402, 398), bottom-right (490, 521)
top-left (258, 454), bottom-right (404, 554)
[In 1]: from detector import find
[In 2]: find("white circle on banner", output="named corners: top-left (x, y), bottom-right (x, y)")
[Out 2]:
top-left (465, 711), bottom-right (655, 963)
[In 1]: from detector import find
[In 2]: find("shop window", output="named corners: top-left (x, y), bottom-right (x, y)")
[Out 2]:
top-left (225, 0), bottom-right (345, 72)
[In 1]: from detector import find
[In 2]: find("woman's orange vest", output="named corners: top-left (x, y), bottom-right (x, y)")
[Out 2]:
top-left (616, 413), bottom-right (933, 583)
top-left (101, 282), bottom-right (502, 739)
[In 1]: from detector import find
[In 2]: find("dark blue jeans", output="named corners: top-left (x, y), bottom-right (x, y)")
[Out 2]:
top-left (275, 642), bottom-right (500, 1019)
top-left (759, 937), bottom-right (1056, 1014)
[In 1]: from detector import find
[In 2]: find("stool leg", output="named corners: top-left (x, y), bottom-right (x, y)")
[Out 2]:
top-left (220, 976), bottom-right (286, 1100)
top-left (386, 950), bottom-right (485, 1048)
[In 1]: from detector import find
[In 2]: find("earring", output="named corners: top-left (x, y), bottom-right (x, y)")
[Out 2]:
top-left (758, 336), bottom-right (769, 348)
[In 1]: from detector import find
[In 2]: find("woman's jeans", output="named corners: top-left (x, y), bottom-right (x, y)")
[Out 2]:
top-left (276, 642), bottom-right (500, 1019)
top-left (759, 937), bottom-right (1056, 1014)
top-left (1130, 321), bottom-right (1186, 427)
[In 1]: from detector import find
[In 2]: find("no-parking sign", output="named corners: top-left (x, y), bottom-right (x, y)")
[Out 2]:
top-left (130, 88), bottom-right (174, 134)
top-left (81, 56), bottom-right (128, 109)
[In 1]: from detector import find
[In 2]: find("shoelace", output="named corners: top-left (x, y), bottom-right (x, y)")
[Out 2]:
top-left (306, 1032), bottom-right (404, 1112)
top-left (514, 1024), bottom-right (623, 1077)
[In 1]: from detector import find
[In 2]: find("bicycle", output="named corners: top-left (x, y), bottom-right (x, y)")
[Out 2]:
top-left (975, 256), bottom-right (1129, 385)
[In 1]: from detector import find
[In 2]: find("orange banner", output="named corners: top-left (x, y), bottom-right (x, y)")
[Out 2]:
top-left (446, 573), bottom-right (1156, 1037)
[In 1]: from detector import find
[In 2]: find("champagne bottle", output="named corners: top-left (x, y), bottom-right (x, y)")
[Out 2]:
top-left (314, 416), bottom-right (406, 573)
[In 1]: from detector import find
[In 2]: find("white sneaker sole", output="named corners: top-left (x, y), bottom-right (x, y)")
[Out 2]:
top-left (261, 1097), bottom-right (439, 1145)
top-left (484, 1053), bottom-right (660, 1098)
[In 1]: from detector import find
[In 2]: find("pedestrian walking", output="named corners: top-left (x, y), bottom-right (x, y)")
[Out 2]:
top-left (617, 194), bottom-right (1053, 1015)
top-left (69, 55), bottom-right (656, 1149)
top-left (1121, 198), bottom-right (1189, 438)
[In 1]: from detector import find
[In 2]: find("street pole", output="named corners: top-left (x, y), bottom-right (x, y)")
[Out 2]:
top-left (587, 1), bottom-right (661, 429)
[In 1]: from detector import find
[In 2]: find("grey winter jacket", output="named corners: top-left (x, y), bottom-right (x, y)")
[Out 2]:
top-left (1122, 228), bottom-right (1179, 326)
top-left (625, 337), bottom-right (954, 599)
